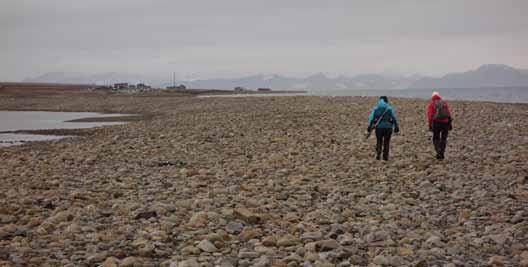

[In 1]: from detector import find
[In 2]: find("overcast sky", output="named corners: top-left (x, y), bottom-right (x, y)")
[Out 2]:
top-left (2, 0), bottom-right (528, 81)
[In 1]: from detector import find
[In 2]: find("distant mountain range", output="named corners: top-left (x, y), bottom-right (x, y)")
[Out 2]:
top-left (170, 73), bottom-right (424, 91)
top-left (410, 64), bottom-right (528, 89)
top-left (22, 64), bottom-right (528, 90)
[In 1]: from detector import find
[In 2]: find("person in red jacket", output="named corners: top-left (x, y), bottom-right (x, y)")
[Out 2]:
top-left (427, 92), bottom-right (453, 160)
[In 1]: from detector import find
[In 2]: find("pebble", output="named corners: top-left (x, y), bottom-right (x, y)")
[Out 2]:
top-left (425, 236), bottom-right (445, 248)
top-left (102, 257), bottom-right (120, 267)
top-left (238, 251), bottom-right (260, 259)
top-left (373, 255), bottom-right (389, 266)
top-left (197, 239), bottom-right (217, 253)
top-left (87, 252), bottom-right (107, 264)
top-left (262, 236), bottom-right (278, 247)
top-left (301, 231), bottom-right (323, 241)
top-left (120, 257), bottom-right (142, 267)
top-left (316, 239), bottom-right (339, 251)
top-left (178, 259), bottom-right (200, 267)
top-left (277, 235), bottom-right (300, 247)
top-left (233, 208), bottom-right (262, 224)
top-left (225, 221), bottom-right (244, 234)
top-left (239, 228), bottom-right (262, 242)
top-left (488, 256), bottom-right (505, 266)
top-left (254, 256), bottom-right (271, 267)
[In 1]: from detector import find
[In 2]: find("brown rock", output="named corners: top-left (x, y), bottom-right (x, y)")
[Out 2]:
top-left (398, 247), bottom-right (414, 256)
top-left (120, 256), bottom-right (143, 267)
top-left (182, 246), bottom-right (200, 255)
top-left (262, 236), bottom-right (278, 247)
top-left (239, 228), bottom-right (263, 242)
top-left (316, 239), bottom-right (339, 251)
top-left (0, 224), bottom-right (17, 239)
top-left (488, 256), bottom-right (505, 266)
top-left (87, 252), bottom-right (108, 264)
top-left (277, 234), bottom-right (300, 247)
top-left (179, 259), bottom-right (200, 267)
top-left (102, 257), bottom-right (120, 267)
top-left (234, 207), bottom-right (262, 224)
top-left (271, 259), bottom-right (288, 267)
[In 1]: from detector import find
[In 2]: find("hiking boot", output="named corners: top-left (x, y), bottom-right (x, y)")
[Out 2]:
top-left (436, 154), bottom-right (442, 160)
top-left (376, 155), bottom-right (381, 160)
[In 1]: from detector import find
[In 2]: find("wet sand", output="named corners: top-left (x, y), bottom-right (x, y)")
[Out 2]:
top-left (0, 92), bottom-right (527, 266)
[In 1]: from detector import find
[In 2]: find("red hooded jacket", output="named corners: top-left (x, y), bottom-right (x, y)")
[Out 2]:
top-left (427, 94), bottom-right (451, 126)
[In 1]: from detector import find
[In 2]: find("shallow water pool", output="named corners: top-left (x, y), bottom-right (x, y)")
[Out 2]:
top-left (0, 111), bottom-right (134, 146)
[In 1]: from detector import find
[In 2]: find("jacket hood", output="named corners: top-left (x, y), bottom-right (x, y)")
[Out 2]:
top-left (376, 99), bottom-right (388, 108)
top-left (432, 94), bottom-right (442, 101)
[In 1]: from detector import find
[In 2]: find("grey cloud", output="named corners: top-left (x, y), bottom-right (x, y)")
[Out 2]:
top-left (2, 0), bottom-right (528, 81)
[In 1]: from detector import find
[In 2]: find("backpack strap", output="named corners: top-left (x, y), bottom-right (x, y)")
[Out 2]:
top-left (373, 108), bottom-right (389, 128)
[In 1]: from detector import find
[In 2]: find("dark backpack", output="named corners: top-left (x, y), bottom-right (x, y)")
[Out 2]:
top-left (434, 100), bottom-right (450, 120)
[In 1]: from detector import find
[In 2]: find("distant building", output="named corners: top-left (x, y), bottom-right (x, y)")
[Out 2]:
top-left (167, 84), bottom-right (186, 90)
top-left (257, 88), bottom-right (272, 92)
top-left (137, 83), bottom-right (151, 89)
top-left (95, 85), bottom-right (113, 90)
top-left (234, 86), bottom-right (248, 92)
top-left (114, 83), bottom-right (128, 89)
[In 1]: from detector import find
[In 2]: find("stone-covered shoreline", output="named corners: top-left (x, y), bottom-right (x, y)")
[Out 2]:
top-left (0, 93), bottom-right (527, 266)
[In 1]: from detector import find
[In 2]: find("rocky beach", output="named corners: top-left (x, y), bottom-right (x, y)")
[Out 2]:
top-left (0, 93), bottom-right (527, 267)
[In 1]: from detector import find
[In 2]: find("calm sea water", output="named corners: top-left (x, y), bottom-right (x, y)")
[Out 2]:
top-left (308, 87), bottom-right (528, 103)
top-left (0, 111), bottom-right (132, 146)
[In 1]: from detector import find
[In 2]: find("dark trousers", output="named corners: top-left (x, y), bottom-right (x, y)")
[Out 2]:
top-left (375, 128), bottom-right (392, 160)
top-left (432, 122), bottom-right (449, 158)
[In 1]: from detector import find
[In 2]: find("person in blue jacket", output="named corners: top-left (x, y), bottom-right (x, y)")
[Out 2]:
top-left (367, 96), bottom-right (399, 160)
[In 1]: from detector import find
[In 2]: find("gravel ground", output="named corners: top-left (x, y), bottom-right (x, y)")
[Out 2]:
top-left (0, 94), bottom-right (527, 267)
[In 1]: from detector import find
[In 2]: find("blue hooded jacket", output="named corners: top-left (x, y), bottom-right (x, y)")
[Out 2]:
top-left (368, 99), bottom-right (398, 129)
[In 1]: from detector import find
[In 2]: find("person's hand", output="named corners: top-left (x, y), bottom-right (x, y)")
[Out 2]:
top-left (429, 124), bottom-right (433, 132)
top-left (367, 126), bottom-right (372, 133)
top-left (394, 127), bottom-right (399, 133)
